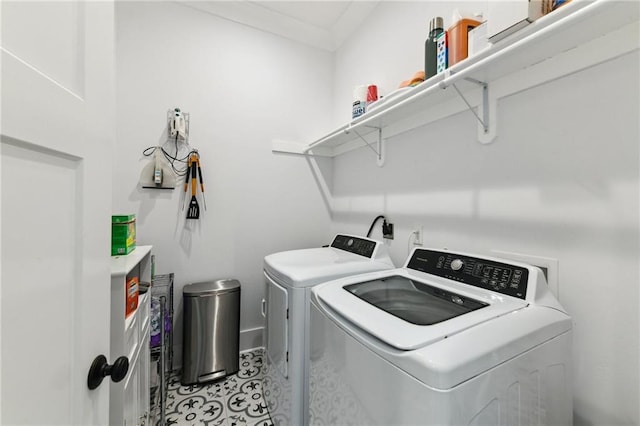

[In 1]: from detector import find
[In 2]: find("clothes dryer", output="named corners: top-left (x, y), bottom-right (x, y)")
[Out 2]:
top-left (262, 235), bottom-right (394, 426)
top-left (309, 247), bottom-right (572, 426)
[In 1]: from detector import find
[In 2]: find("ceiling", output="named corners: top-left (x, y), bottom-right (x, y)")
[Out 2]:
top-left (180, 1), bottom-right (380, 51)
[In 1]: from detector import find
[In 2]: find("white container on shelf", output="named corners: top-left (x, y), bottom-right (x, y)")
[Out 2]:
top-left (487, 0), bottom-right (546, 42)
top-left (352, 85), bottom-right (368, 119)
top-left (468, 21), bottom-right (490, 57)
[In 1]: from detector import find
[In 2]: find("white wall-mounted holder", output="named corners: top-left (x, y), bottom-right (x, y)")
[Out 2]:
top-left (141, 108), bottom-right (198, 190)
top-left (162, 107), bottom-right (195, 177)
top-left (167, 108), bottom-right (190, 145)
top-left (271, 0), bottom-right (639, 164)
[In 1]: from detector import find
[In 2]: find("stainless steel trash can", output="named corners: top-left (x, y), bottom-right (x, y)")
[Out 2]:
top-left (182, 279), bottom-right (240, 385)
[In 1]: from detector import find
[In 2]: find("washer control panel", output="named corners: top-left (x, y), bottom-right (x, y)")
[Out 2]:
top-left (407, 249), bottom-right (529, 299)
top-left (331, 235), bottom-right (377, 258)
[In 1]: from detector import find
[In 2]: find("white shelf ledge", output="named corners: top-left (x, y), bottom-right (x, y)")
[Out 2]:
top-left (111, 245), bottom-right (152, 277)
top-left (273, 0), bottom-right (639, 160)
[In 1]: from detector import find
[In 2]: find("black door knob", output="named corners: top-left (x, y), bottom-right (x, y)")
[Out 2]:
top-left (87, 354), bottom-right (129, 390)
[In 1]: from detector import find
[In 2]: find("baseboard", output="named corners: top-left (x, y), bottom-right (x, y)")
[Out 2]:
top-left (172, 326), bottom-right (264, 370)
top-left (239, 326), bottom-right (264, 352)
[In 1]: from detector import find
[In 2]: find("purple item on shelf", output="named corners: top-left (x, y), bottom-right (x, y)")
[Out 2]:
top-left (150, 298), bottom-right (172, 348)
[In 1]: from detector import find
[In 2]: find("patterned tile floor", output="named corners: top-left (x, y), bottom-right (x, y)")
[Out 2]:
top-left (165, 349), bottom-right (273, 426)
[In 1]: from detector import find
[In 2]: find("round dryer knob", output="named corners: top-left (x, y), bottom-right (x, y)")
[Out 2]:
top-left (450, 259), bottom-right (464, 271)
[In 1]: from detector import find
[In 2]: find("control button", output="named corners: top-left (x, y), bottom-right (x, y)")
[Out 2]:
top-left (481, 278), bottom-right (489, 284)
top-left (347, 239), bottom-right (354, 247)
top-left (451, 259), bottom-right (464, 271)
top-left (489, 280), bottom-right (497, 287)
top-left (451, 295), bottom-right (464, 305)
top-left (499, 282), bottom-right (507, 289)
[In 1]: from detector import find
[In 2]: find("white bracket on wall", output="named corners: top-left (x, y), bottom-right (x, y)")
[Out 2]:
top-left (347, 125), bottom-right (385, 167)
top-left (274, 139), bottom-right (333, 157)
top-left (449, 77), bottom-right (496, 144)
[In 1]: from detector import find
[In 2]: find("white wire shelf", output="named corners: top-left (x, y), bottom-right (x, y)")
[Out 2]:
top-left (272, 0), bottom-right (639, 161)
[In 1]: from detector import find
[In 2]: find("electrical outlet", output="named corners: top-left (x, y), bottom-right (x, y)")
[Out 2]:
top-left (491, 250), bottom-right (559, 300)
top-left (382, 221), bottom-right (394, 240)
top-left (413, 226), bottom-right (423, 245)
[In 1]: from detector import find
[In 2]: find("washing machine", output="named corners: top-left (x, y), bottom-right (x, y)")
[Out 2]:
top-left (262, 234), bottom-right (395, 426)
top-left (309, 247), bottom-right (573, 426)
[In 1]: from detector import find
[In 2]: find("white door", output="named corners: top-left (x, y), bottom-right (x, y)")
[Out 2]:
top-left (1, 1), bottom-right (114, 424)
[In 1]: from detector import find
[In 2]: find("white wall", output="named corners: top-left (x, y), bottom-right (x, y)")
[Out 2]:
top-left (112, 1), bottom-right (639, 423)
top-left (114, 2), bottom-right (333, 362)
top-left (329, 2), bottom-right (639, 425)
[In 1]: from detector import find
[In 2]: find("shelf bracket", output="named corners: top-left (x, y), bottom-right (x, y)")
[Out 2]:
top-left (451, 78), bottom-right (496, 144)
top-left (349, 126), bottom-right (385, 167)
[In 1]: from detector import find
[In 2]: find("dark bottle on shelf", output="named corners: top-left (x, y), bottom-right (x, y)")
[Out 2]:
top-left (425, 17), bottom-right (444, 80)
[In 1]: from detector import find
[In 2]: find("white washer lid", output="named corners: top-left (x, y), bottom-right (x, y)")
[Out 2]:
top-left (264, 246), bottom-right (393, 288)
top-left (315, 269), bottom-right (528, 350)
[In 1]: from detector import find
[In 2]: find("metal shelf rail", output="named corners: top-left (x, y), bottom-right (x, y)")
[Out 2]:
top-left (150, 273), bottom-right (174, 426)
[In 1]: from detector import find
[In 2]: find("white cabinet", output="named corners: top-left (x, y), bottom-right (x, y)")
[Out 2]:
top-left (110, 245), bottom-right (152, 425)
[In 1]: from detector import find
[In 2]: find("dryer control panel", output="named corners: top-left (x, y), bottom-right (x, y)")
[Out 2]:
top-left (407, 249), bottom-right (529, 299)
top-left (331, 235), bottom-right (377, 258)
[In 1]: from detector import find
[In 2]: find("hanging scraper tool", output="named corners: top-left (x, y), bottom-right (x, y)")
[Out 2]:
top-left (140, 148), bottom-right (177, 189)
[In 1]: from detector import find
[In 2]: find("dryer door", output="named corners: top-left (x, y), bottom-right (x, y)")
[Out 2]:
top-left (265, 272), bottom-right (288, 378)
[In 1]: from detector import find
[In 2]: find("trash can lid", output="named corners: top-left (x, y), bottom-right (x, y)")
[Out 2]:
top-left (183, 279), bottom-right (241, 296)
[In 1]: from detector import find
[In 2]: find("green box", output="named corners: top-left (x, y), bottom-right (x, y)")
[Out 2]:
top-left (112, 215), bottom-right (136, 256)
